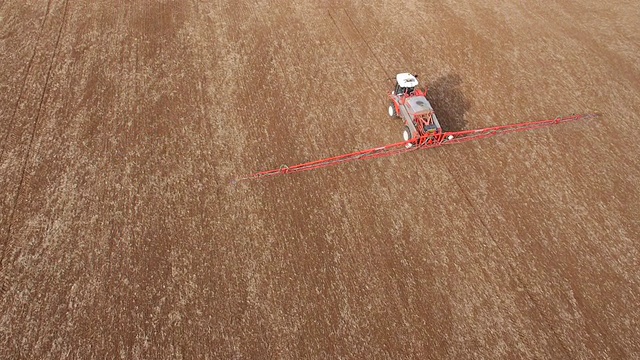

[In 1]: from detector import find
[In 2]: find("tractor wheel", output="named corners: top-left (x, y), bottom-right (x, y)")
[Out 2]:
top-left (403, 126), bottom-right (414, 148)
top-left (388, 104), bottom-right (397, 118)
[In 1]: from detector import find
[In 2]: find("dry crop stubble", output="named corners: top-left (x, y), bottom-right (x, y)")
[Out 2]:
top-left (1, 0), bottom-right (639, 358)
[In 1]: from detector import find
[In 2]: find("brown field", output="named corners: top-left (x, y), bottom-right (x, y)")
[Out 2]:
top-left (1, 0), bottom-right (639, 358)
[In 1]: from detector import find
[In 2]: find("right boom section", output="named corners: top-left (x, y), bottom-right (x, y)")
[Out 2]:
top-left (235, 113), bottom-right (599, 182)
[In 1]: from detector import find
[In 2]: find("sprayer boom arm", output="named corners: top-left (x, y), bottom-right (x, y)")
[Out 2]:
top-left (236, 113), bottom-right (599, 182)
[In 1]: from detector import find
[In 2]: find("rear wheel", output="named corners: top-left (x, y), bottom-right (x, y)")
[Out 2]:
top-left (403, 126), bottom-right (414, 148)
top-left (388, 103), bottom-right (397, 118)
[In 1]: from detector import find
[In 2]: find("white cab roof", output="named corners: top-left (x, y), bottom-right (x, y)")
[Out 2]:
top-left (396, 73), bottom-right (419, 87)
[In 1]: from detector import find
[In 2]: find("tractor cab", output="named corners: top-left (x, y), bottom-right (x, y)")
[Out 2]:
top-left (394, 73), bottom-right (419, 96)
top-left (388, 72), bottom-right (443, 147)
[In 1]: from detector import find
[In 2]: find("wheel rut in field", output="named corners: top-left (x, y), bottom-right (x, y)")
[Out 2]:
top-left (0, 0), bottom-right (55, 163)
top-left (0, 0), bottom-right (69, 291)
top-left (441, 152), bottom-right (573, 358)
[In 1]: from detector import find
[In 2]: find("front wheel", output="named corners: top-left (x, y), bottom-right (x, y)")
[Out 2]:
top-left (388, 103), bottom-right (397, 118)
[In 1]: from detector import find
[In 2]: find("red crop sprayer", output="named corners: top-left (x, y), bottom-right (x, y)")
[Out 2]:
top-left (236, 73), bottom-right (598, 182)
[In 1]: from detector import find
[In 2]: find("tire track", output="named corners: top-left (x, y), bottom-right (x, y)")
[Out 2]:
top-left (0, 0), bottom-right (55, 299)
top-left (415, 3), bottom-right (630, 356)
top-left (326, 5), bottom-right (392, 135)
top-left (384, 6), bottom-right (571, 348)
top-left (447, 153), bottom-right (628, 356)
top-left (442, 155), bottom-right (573, 358)
top-left (0, 0), bottom-right (69, 297)
top-left (343, 9), bottom-right (391, 80)
top-left (326, 9), bottom-right (375, 85)
top-left (358, 6), bottom-right (418, 76)
top-left (0, 0), bottom-right (54, 164)
top-left (528, 1), bottom-right (640, 94)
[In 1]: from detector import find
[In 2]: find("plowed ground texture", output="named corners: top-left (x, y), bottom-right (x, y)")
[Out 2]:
top-left (1, 0), bottom-right (639, 358)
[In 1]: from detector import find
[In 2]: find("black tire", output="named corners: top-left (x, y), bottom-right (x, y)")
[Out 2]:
top-left (388, 103), bottom-right (397, 118)
top-left (402, 126), bottom-right (414, 148)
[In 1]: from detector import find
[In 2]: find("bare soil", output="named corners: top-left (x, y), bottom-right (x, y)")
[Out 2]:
top-left (1, 0), bottom-right (639, 358)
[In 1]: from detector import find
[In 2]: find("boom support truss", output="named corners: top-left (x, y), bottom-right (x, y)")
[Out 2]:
top-left (236, 113), bottom-right (598, 182)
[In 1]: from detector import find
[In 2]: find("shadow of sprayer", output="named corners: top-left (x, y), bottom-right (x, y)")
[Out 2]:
top-left (428, 74), bottom-right (471, 132)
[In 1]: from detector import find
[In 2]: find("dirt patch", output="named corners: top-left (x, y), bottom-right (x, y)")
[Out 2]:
top-left (1, 0), bottom-right (639, 358)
